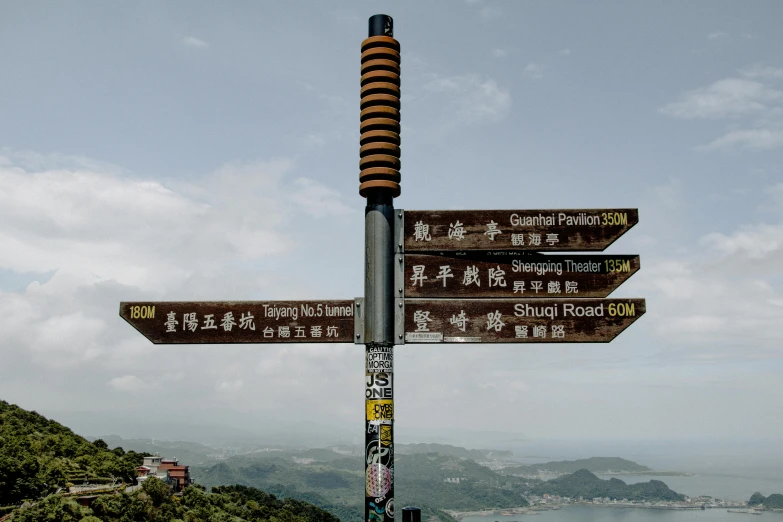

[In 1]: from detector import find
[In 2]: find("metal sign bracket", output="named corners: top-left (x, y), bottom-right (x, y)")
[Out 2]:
top-left (354, 297), bottom-right (365, 345)
top-left (394, 210), bottom-right (405, 344)
top-left (394, 298), bottom-right (405, 345)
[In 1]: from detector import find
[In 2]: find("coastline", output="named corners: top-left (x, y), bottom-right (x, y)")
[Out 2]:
top-left (445, 506), bottom-right (555, 520)
top-left (445, 501), bottom-right (761, 520)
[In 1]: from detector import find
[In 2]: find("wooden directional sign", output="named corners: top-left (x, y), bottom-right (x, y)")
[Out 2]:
top-left (120, 301), bottom-right (355, 344)
top-left (404, 209), bottom-right (638, 252)
top-left (403, 298), bottom-right (645, 343)
top-left (404, 253), bottom-right (640, 298)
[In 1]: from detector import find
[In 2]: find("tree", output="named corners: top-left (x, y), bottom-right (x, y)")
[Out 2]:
top-left (141, 476), bottom-right (171, 507)
top-left (13, 496), bottom-right (90, 522)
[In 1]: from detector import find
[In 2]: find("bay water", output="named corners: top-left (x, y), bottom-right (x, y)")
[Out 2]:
top-left (462, 506), bottom-right (783, 522)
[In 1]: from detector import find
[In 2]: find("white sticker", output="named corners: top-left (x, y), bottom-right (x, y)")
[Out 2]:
top-left (405, 332), bottom-right (443, 342)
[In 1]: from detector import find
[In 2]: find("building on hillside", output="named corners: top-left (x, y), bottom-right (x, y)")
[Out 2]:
top-left (136, 456), bottom-right (192, 492)
top-left (159, 458), bottom-right (193, 492)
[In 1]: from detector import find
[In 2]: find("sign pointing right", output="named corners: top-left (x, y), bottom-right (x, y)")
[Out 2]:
top-left (404, 209), bottom-right (638, 252)
top-left (404, 253), bottom-right (640, 298)
top-left (403, 298), bottom-right (645, 344)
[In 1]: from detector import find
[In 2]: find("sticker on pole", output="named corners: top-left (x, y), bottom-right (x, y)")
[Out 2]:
top-left (366, 345), bottom-right (393, 372)
top-left (366, 400), bottom-right (394, 421)
top-left (366, 463), bottom-right (392, 496)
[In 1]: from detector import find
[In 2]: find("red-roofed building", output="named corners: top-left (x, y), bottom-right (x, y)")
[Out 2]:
top-left (135, 456), bottom-right (192, 491)
top-left (158, 458), bottom-right (192, 492)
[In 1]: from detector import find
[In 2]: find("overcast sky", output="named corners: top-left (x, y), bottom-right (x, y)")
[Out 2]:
top-left (1, 1), bottom-right (782, 451)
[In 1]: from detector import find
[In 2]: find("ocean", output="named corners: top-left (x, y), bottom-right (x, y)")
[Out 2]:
top-left (458, 440), bottom-right (783, 522)
top-left (461, 506), bottom-right (783, 522)
top-left (459, 469), bottom-right (783, 522)
top-left (594, 474), bottom-right (783, 503)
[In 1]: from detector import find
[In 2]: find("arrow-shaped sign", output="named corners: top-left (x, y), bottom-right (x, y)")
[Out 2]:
top-left (404, 253), bottom-right (640, 298)
top-left (403, 298), bottom-right (645, 343)
top-left (404, 209), bottom-right (638, 252)
top-left (120, 301), bottom-right (355, 344)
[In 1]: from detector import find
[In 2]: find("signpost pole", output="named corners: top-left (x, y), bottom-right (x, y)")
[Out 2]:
top-left (119, 14), bottom-right (646, 519)
top-left (362, 14), bottom-right (400, 521)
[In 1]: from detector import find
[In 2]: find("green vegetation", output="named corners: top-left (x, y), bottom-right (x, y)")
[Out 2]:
top-left (0, 400), bottom-right (150, 506)
top-left (395, 453), bottom-right (530, 511)
top-left (530, 469), bottom-right (684, 501)
top-left (500, 457), bottom-right (652, 476)
top-left (195, 451), bottom-right (531, 522)
top-left (765, 494), bottom-right (783, 509)
top-left (13, 477), bottom-right (340, 522)
top-left (749, 492), bottom-right (783, 510)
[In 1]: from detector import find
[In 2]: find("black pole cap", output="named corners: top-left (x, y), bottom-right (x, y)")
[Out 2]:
top-left (402, 507), bottom-right (421, 522)
top-left (368, 14), bottom-right (393, 37)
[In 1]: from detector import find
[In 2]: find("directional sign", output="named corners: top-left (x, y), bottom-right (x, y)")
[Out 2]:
top-left (403, 298), bottom-right (645, 343)
top-left (404, 253), bottom-right (640, 298)
top-left (403, 209), bottom-right (638, 252)
top-left (120, 301), bottom-right (355, 344)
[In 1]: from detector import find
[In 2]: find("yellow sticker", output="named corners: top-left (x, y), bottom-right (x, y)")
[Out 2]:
top-left (380, 424), bottom-right (392, 446)
top-left (366, 399), bottom-right (394, 421)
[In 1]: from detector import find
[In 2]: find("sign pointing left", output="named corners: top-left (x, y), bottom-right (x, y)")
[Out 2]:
top-left (119, 301), bottom-right (356, 344)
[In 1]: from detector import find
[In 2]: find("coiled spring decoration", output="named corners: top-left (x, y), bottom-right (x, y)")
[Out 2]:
top-left (360, 35), bottom-right (401, 198)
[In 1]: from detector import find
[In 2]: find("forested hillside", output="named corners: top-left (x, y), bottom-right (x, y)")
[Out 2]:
top-left (499, 457), bottom-right (652, 476)
top-left (11, 478), bottom-right (340, 522)
top-left (749, 492), bottom-right (783, 509)
top-left (196, 451), bottom-right (531, 521)
top-left (531, 469), bottom-right (684, 501)
top-left (0, 400), bottom-right (357, 521)
top-left (0, 400), bottom-right (149, 506)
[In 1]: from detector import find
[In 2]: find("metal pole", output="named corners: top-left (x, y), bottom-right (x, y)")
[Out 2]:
top-left (402, 507), bottom-right (421, 522)
top-left (362, 13), bottom-right (400, 522)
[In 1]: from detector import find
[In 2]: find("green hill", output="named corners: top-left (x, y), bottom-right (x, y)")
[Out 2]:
top-left (0, 400), bottom-right (356, 521)
top-left (12, 477), bottom-right (340, 522)
top-left (749, 492), bottom-right (783, 510)
top-left (0, 399), bottom-right (150, 506)
top-left (196, 451), bottom-right (531, 521)
top-left (531, 469), bottom-right (684, 501)
top-left (764, 494), bottom-right (783, 509)
top-left (500, 457), bottom-right (652, 476)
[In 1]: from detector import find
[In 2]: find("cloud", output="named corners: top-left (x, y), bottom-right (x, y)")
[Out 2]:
top-left (708, 32), bottom-right (728, 40)
top-left (181, 36), bottom-right (209, 49)
top-left (640, 258), bottom-right (783, 350)
top-left (216, 379), bottom-right (244, 392)
top-left (419, 74), bottom-right (511, 127)
top-left (660, 69), bottom-right (783, 150)
top-left (491, 48), bottom-right (506, 58)
top-left (0, 152), bottom-right (353, 349)
top-left (635, 184), bottom-right (783, 352)
top-left (702, 223), bottom-right (783, 260)
top-left (289, 178), bottom-right (354, 218)
top-left (522, 63), bottom-right (544, 80)
top-left (0, 155), bottom-right (309, 290)
top-left (558, 48), bottom-right (572, 56)
top-left (0, 151), bottom-right (363, 426)
top-left (109, 375), bottom-right (147, 392)
top-left (741, 65), bottom-right (783, 79)
top-left (700, 129), bottom-right (783, 151)
top-left (659, 78), bottom-right (782, 119)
